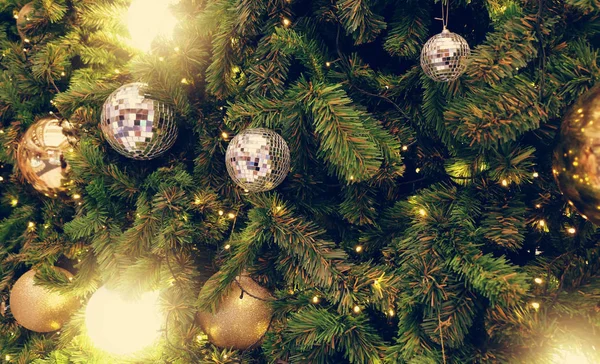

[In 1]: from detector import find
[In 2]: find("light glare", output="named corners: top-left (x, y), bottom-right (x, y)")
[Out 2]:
top-left (85, 286), bottom-right (162, 355)
top-left (126, 0), bottom-right (178, 52)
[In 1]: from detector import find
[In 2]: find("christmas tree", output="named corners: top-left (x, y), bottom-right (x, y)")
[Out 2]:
top-left (1, 0), bottom-right (599, 362)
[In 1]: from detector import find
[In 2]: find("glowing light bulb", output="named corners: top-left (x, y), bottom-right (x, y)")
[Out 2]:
top-left (353, 305), bottom-right (361, 313)
top-left (568, 227), bottom-right (576, 234)
top-left (534, 278), bottom-right (543, 284)
top-left (531, 302), bottom-right (540, 310)
top-left (312, 296), bottom-right (320, 304)
top-left (355, 245), bottom-right (363, 253)
top-left (85, 287), bottom-right (162, 355)
top-left (126, 0), bottom-right (178, 52)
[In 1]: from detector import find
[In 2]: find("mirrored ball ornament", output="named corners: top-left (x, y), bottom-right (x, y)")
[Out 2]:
top-left (225, 128), bottom-right (290, 192)
top-left (553, 86), bottom-right (600, 225)
top-left (17, 117), bottom-right (74, 197)
top-left (10, 268), bottom-right (79, 333)
top-left (420, 28), bottom-right (470, 82)
top-left (100, 82), bottom-right (178, 160)
top-left (197, 275), bottom-right (273, 350)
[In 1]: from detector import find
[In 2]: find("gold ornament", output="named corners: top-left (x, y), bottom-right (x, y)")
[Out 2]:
top-left (553, 86), bottom-right (600, 225)
top-left (197, 275), bottom-right (273, 350)
top-left (9, 268), bottom-right (79, 333)
top-left (16, 2), bottom-right (39, 39)
top-left (17, 117), bottom-right (74, 197)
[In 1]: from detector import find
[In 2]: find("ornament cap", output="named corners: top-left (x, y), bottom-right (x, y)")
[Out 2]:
top-left (442, 27), bottom-right (450, 34)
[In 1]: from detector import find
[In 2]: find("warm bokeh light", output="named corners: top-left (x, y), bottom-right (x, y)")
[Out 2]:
top-left (554, 349), bottom-right (593, 364)
top-left (85, 287), bottom-right (162, 355)
top-left (126, 0), bottom-right (178, 52)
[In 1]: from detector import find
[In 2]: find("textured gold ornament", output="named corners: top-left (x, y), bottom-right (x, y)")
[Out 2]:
top-left (9, 268), bottom-right (79, 333)
top-left (197, 276), bottom-right (273, 350)
top-left (554, 86), bottom-right (600, 224)
top-left (16, 117), bottom-right (74, 197)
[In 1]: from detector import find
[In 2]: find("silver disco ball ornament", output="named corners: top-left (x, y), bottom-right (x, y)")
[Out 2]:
top-left (225, 128), bottom-right (290, 192)
top-left (17, 117), bottom-right (75, 197)
top-left (420, 28), bottom-right (470, 82)
top-left (553, 86), bottom-right (600, 225)
top-left (100, 82), bottom-right (178, 160)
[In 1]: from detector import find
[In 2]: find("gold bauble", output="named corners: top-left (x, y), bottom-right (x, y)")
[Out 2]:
top-left (197, 276), bottom-right (273, 350)
top-left (16, 2), bottom-right (38, 39)
top-left (10, 268), bottom-right (79, 333)
top-left (553, 86), bottom-right (600, 225)
top-left (16, 117), bottom-right (74, 197)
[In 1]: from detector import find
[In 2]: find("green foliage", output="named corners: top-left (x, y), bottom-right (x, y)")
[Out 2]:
top-left (1, 0), bottom-right (600, 363)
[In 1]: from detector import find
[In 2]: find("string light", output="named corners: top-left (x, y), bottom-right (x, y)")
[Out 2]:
top-left (353, 305), bottom-right (361, 314)
top-left (534, 278), bottom-right (543, 284)
top-left (227, 212), bottom-right (236, 219)
top-left (388, 308), bottom-right (395, 317)
top-left (355, 245), bottom-right (363, 253)
top-left (221, 132), bottom-right (229, 139)
top-left (535, 204), bottom-right (541, 209)
top-left (282, 18), bottom-right (291, 27)
top-left (538, 220), bottom-right (546, 227)
top-left (224, 244), bottom-right (231, 250)
top-left (531, 302), bottom-right (540, 310)
top-left (402, 145), bottom-right (408, 151)
top-left (5, 355), bottom-right (10, 361)
top-left (0, 176), bottom-right (3, 181)
top-left (10, 199), bottom-right (18, 207)
top-left (567, 227), bottom-right (576, 234)
top-left (415, 168), bottom-right (421, 173)
top-left (73, 194), bottom-right (81, 200)
top-left (501, 179), bottom-right (508, 187)
top-left (419, 208), bottom-right (427, 217)
top-left (180, 78), bottom-right (189, 84)
top-left (325, 61), bottom-right (331, 67)
top-left (533, 172), bottom-right (539, 178)
top-left (312, 296), bottom-right (320, 304)
top-left (218, 210), bottom-right (224, 216)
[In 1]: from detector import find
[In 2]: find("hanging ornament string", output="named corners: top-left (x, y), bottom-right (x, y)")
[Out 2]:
top-left (438, 309), bottom-right (447, 364)
top-left (436, 0), bottom-right (450, 29)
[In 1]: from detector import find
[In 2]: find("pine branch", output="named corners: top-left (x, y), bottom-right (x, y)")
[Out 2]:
top-left (336, 0), bottom-right (386, 45)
